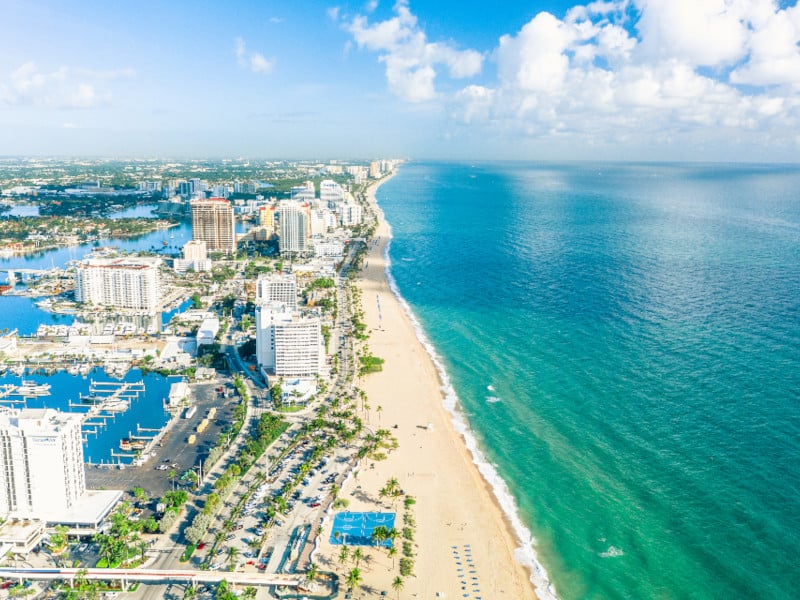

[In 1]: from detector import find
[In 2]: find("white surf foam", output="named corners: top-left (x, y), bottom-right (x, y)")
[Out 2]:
top-left (599, 546), bottom-right (624, 558)
top-left (382, 236), bottom-right (559, 600)
top-left (485, 396), bottom-right (502, 403)
top-left (487, 384), bottom-right (496, 392)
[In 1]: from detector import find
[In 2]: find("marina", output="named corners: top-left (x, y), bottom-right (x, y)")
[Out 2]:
top-left (0, 367), bottom-right (173, 465)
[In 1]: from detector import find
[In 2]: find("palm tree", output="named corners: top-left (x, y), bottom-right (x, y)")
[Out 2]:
top-left (387, 545), bottom-right (398, 570)
top-left (371, 526), bottom-right (388, 547)
top-left (138, 539), bottom-right (149, 563)
top-left (168, 468), bottom-right (177, 491)
top-left (352, 547), bottom-right (364, 567)
top-left (242, 586), bottom-right (257, 599)
top-left (306, 562), bottom-right (318, 583)
top-left (392, 575), bottom-right (404, 599)
top-left (338, 545), bottom-right (350, 565)
top-left (347, 567), bottom-right (363, 593)
top-left (183, 584), bottom-right (197, 599)
top-left (226, 546), bottom-right (239, 571)
top-left (386, 527), bottom-right (400, 547)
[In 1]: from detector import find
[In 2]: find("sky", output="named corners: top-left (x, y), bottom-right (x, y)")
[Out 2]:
top-left (1, 0), bottom-right (799, 162)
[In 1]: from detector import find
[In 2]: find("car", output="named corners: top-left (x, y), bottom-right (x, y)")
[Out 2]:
top-left (310, 501), bottom-right (321, 508)
top-left (197, 543), bottom-right (206, 550)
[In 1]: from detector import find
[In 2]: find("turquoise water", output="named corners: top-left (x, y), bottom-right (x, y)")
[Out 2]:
top-left (377, 162), bottom-right (800, 600)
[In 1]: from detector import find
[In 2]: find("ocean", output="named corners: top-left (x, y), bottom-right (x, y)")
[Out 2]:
top-left (376, 162), bottom-right (800, 600)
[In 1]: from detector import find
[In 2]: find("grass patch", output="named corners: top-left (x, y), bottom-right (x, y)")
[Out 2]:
top-left (180, 543), bottom-right (196, 562)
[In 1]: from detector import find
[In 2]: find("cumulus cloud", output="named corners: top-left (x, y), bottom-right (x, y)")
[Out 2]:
top-left (342, 0), bottom-right (800, 151)
top-left (0, 61), bottom-right (124, 108)
top-left (343, 0), bottom-right (483, 102)
top-left (235, 37), bottom-right (275, 75)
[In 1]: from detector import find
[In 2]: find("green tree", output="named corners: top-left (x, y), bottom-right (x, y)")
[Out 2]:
top-left (392, 575), bottom-right (404, 599)
top-left (226, 546), bottom-right (239, 571)
top-left (352, 547), bottom-right (364, 567)
top-left (347, 567), bottom-right (363, 593)
top-left (306, 562), bottom-right (318, 583)
top-left (131, 486), bottom-right (148, 505)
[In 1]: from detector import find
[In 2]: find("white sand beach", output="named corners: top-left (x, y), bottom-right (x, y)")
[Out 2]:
top-left (315, 174), bottom-right (539, 599)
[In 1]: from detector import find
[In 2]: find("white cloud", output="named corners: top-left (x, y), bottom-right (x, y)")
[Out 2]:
top-left (340, 0), bottom-right (800, 153)
top-left (633, 0), bottom-right (749, 67)
top-left (235, 38), bottom-right (275, 75)
top-left (730, 3), bottom-right (800, 86)
top-left (344, 0), bottom-right (483, 102)
top-left (0, 61), bottom-right (118, 108)
top-left (249, 53), bottom-right (274, 74)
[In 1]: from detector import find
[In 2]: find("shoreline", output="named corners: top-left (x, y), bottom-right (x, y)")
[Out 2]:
top-left (324, 170), bottom-right (551, 598)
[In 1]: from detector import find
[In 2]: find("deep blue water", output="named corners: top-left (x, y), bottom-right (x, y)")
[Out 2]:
top-left (0, 368), bottom-right (172, 465)
top-left (377, 162), bottom-right (800, 600)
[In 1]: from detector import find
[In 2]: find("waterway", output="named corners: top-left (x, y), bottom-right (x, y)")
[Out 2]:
top-left (0, 367), bottom-right (173, 465)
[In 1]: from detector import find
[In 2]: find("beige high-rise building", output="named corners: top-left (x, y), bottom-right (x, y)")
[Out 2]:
top-left (191, 198), bottom-right (236, 253)
top-left (259, 205), bottom-right (276, 235)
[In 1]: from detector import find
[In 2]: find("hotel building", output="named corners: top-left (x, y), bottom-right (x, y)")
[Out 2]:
top-left (256, 273), bottom-right (298, 311)
top-left (256, 303), bottom-right (324, 378)
top-left (0, 409), bottom-right (85, 516)
top-left (75, 257), bottom-right (160, 311)
top-left (278, 201), bottom-right (311, 255)
top-left (191, 197), bottom-right (236, 253)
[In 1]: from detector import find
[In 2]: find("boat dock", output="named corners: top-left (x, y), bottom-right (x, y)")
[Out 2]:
top-left (78, 380), bottom-right (146, 437)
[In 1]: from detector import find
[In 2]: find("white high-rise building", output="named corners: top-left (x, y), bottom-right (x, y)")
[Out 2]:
top-left (320, 179), bottom-right (344, 208)
top-left (256, 274), bottom-right (298, 311)
top-left (290, 181), bottom-right (315, 203)
top-left (75, 257), bottom-right (160, 311)
top-left (278, 201), bottom-right (310, 255)
top-left (340, 202), bottom-right (363, 226)
top-left (0, 409), bottom-right (85, 516)
top-left (256, 303), bottom-right (325, 378)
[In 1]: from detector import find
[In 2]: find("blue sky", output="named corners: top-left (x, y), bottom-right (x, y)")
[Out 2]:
top-left (1, 0), bottom-right (799, 161)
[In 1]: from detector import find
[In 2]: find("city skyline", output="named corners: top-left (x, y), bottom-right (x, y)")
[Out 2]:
top-left (2, 0), bottom-right (800, 162)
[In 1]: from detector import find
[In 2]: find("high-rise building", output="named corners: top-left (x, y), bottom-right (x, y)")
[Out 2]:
top-left (191, 198), bottom-right (236, 253)
top-left (75, 257), bottom-right (160, 311)
top-left (0, 409), bottom-right (86, 516)
top-left (369, 161), bottom-right (382, 178)
top-left (320, 179), bottom-right (344, 208)
top-left (290, 181), bottom-right (315, 202)
top-left (256, 303), bottom-right (324, 378)
top-left (277, 201), bottom-right (310, 255)
top-left (256, 273), bottom-right (298, 311)
top-left (340, 202), bottom-right (363, 226)
top-left (259, 205), bottom-right (276, 235)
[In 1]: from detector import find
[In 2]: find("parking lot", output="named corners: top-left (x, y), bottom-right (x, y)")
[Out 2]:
top-left (85, 380), bottom-right (237, 497)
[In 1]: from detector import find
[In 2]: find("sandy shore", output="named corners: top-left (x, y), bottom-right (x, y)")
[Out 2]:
top-left (315, 173), bottom-right (539, 598)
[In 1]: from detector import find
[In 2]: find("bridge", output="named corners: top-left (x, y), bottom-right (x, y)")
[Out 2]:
top-left (0, 567), bottom-right (303, 589)
top-left (6, 269), bottom-right (56, 284)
